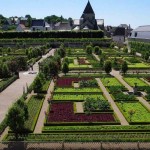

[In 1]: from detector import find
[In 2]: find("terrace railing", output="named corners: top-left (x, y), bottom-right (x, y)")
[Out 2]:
top-left (0, 141), bottom-right (150, 150)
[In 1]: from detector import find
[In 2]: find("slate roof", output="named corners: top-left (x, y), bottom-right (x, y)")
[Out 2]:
top-left (32, 19), bottom-right (45, 27)
top-left (83, 1), bottom-right (95, 14)
top-left (133, 25), bottom-right (150, 32)
top-left (54, 22), bottom-right (71, 31)
top-left (113, 27), bottom-right (125, 36)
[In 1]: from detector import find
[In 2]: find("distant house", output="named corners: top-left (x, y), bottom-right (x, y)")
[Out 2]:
top-left (19, 17), bottom-right (28, 26)
top-left (31, 19), bottom-right (51, 31)
top-left (16, 24), bottom-right (29, 32)
top-left (112, 27), bottom-right (125, 43)
top-left (119, 24), bottom-right (132, 37)
top-left (73, 1), bottom-right (104, 30)
top-left (54, 22), bottom-right (71, 31)
top-left (129, 25), bottom-right (150, 41)
top-left (106, 26), bottom-right (125, 43)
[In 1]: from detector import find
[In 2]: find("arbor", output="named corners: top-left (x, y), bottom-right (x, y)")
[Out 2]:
top-left (6, 101), bottom-right (28, 140)
top-left (62, 62), bottom-right (69, 75)
top-left (104, 61), bottom-right (112, 74)
top-left (121, 61), bottom-right (128, 75)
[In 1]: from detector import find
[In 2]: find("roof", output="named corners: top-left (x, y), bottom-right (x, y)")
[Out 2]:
top-left (73, 26), bottom-right (80, 30)
top-left (113, 27), bottom-right (125, 36)
top-left (20, 17), bottom-right (28, 21)
top-left (96, 19), bottom-right (104, 25)
top-left (32, 19), bottom-right (45, 27)
top-left (83, 1), bottom-right (95, 14)
top-left (83, 26), bottom-right (89, 30)
top-left (54, 22), bottom-right (71, 31)
top-left (133, 25), bottom-right (150, 32)
top-left (119, 24), bottom-right (128, 28)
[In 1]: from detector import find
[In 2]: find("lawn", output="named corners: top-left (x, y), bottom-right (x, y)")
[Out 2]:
top-left (52, 94), bottom-right (106, 101)
top-left (117, 102), bottom-right (150, 123)
top-left (69, 63), bottom-right (89, 69)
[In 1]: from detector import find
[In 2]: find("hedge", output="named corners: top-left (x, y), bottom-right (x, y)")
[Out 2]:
top-left (0, 31), bottom-right (104, 39)
top-left (0, 75), bottom-right (19, 92)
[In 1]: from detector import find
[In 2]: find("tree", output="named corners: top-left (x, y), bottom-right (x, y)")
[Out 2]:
top-left (86, 45), bottom-right (93, 55)
top-left (33, 76), bottom-right (42, 93)
top-left (62, 62), bottom-right (69, 75)
top-left (104, 61), bottom-right (112, 74)
top-left (121, 61), bottom-right (128, 75)
top-left (25, 14), bottom-right (32, 27)
top-left (2, 64), bottom-right (10, 78)
top-left (143, 52), bottom-right (149, 62)
top-left (7, 47), bottom-right (11, 53)
top-left (94, 46), bottom-right (102, 55)
top-left (6, 101), bottom-right (28, 140)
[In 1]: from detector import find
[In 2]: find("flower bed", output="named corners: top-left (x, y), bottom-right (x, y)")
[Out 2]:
top-left (57, 77), bottom-right (92, 87)
top-left (47, 102), bottom-right (116, 123)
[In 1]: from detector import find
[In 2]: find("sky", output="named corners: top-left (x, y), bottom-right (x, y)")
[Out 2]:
top-left (0, 0), bottom-right (150, 29)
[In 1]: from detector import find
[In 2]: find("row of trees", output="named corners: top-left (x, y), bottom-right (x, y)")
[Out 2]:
top-left (0, 31), bottom-right (104, 39)
top-left (86, 45), bottom-right (102, 55)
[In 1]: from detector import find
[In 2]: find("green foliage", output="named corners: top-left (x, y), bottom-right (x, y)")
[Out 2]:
top-left (86, 45), bottom-right (93, 55)
top-left (80, 80), bottom-right (98, 87)
top-left (25, 95), bottom-right (44, 132)
top-left (94, 46), bottom-right (102, 55)
top-left (121, 61), bottom-right (128, 75)
top-left (6, 100), bottom-right (28, 139)
top-left (62, 62), bottom-right (69, 75)
top-left (33, 76), bottom-right (42, 93)
top-left (2, 64), bottom-right (10, 78)
top-left (84, 97), bottom-right (110, 113)
top-left (104, 60), bottom-right (112, 74)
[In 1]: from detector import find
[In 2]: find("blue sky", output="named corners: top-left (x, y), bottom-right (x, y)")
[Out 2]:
top-left (0, 0), bottom-right (150, 29)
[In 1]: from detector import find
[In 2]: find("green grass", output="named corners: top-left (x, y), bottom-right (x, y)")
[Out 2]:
top-left (54, 87), bottom-right (102, 93)
top-left (25, 95), bottom-right (44, 132)
top-left (69, 63), bottom-right (89, 69)
top-left (53, 94), bottom-right (106, 101)
top-left (117, 102), bottom-right (150, 123)
top-left (128, 63), bottom-right (150, 69)
top-left (123, 77), bottom-right (148, 86)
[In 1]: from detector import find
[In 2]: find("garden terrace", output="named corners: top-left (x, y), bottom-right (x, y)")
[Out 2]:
top-left (117, 101), bottom-right (150, 124)
top-left (46, 102), bottom-right (117, 124)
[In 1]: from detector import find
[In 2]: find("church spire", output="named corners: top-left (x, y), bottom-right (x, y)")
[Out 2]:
top-left (83, 0), bottom-right (95, 14)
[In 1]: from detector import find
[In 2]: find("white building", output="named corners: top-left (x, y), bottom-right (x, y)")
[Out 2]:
top-left (130, 25), bottom-right (150, 40)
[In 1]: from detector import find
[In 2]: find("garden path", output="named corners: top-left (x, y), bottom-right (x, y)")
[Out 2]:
top-left (95, 78), bottom-right (129, 125)
top-left (0, 49), bottom-right (55, 124)
top-left (75, 102), bottom-right (84, 113)
top-left (111, 69), bottom-right (150, 111)
top-left (34, 80), bottom-right (54, 133)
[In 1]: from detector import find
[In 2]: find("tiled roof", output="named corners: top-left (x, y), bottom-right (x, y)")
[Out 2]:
top-left (113, 27), bottom-right (125, 36)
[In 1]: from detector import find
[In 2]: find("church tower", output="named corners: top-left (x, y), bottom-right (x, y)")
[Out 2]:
top-left (80, 0), bottom-right (98, 30)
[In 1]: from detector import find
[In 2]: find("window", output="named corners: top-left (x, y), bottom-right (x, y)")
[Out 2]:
top-left (134, 32), bottom-right (137, 37)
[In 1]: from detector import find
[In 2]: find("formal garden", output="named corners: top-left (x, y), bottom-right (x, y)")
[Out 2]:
top-left (1, 36), bottom-right (150, 143)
